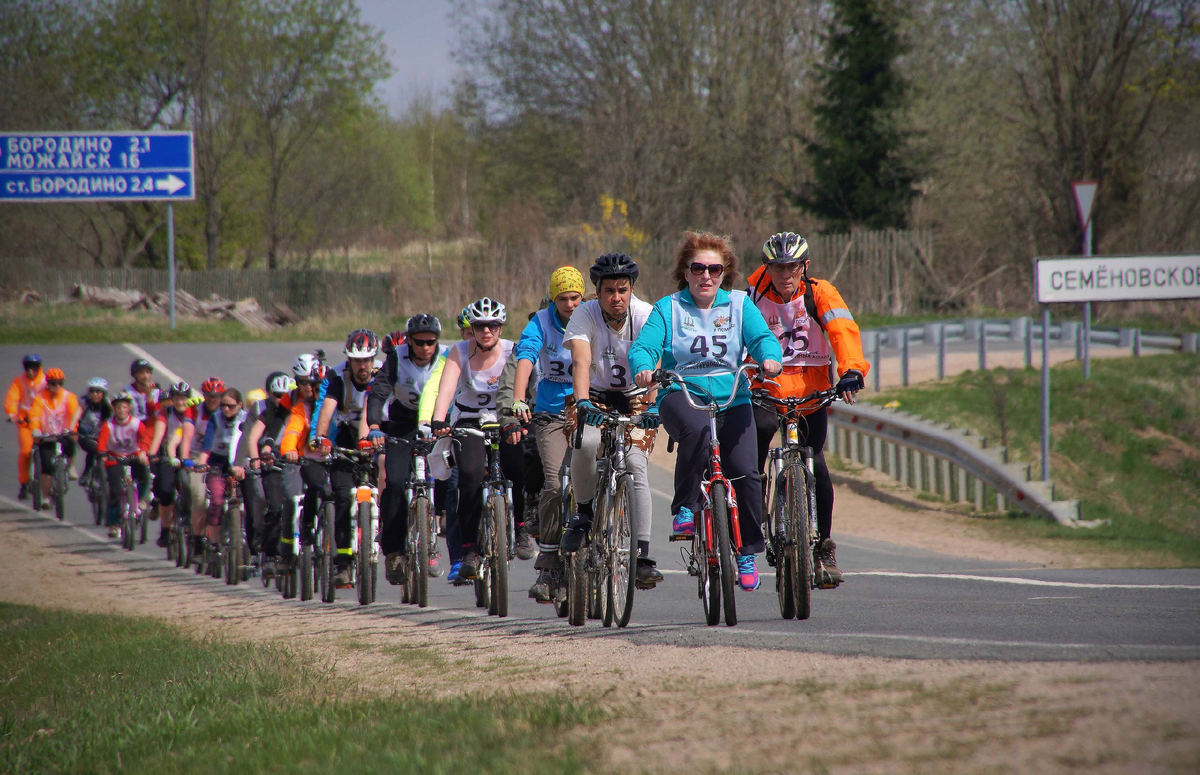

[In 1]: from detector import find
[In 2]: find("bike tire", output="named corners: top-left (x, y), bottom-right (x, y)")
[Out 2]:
top-left (587, 548), bottom-right (606, 621)
top-left (299, 543), bottom-right (313, 601)
top-left (698, 515), bottom-right (720, 626)
top-left (139, 502), bottom-right (148, 545)
top-left (772, 468), bottom-right (795, 620)
top-left (210, 541), bottom-right (222, 579)
top-left (226, 506), bottom-right (243, 586)
top-left (356, 502), bottom-right (374, 606)
top-left (488, 493), bottom-right (509, 618)
top-left (608, 475), bottom-right (637, 628)
top-left (54, 459), bottom-right (66, 521)
top-left (711, 482), bottom-right (738, 627)
top-left (474, 575), bottom-right (490, 609)
top-left (791, 465), bottom-right (814, 620)
top-left (320, 502), bottom-right (336, 603)
top-left (90, 471), bottom-right (105, 526)
top-left (412, 496), bottom-right (431, 608)
top-left (123, 484), bottom-right (137, 552)
top-left (566, 548), bottom-right (586, 626)
top-left (31, 452), bottom-right (42, 512)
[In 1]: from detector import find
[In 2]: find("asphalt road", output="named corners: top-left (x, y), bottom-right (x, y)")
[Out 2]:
top-left (2, 342), bottom-right (1198, 661)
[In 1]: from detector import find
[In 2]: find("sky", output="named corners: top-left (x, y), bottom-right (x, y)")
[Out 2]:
top-left (355, 0), bottom-right (459, 115)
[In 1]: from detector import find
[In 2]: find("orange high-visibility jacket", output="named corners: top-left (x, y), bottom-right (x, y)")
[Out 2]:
top-left (28, 389), bottom-right (80, 435)
top-left (5, 370), bottom-right (46, 419)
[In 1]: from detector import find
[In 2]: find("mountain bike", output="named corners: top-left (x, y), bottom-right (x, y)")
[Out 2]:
top-left (107, 455), bottom-right (143, 552)
top-left (403, 436), bottom-right (441, 608)
top-left (32, 433), bottom-right (71, 521)
top-left (449, 422), bottom-right (514, 618)
top-left (172, 462), bottom-right (194, 568)
top-left (752, 386), bottom-right (840, 620)
top-left (656, 364), bottom-right (759, 628)
top-left (332, 444), bottom-right (380, 606)
top-left (565, 401), bottom-right (648, 628)
top-left (220, 468), bottom-right (251, 586)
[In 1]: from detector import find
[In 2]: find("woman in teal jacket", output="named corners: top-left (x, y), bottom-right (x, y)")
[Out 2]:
top-left (629, 232), bottom-right (782, 591)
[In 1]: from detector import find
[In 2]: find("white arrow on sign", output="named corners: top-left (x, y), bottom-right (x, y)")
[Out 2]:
top-left (1072, 181), bottom-right (1097, 228)
top-left (155, 174), bottom-right (186, 195)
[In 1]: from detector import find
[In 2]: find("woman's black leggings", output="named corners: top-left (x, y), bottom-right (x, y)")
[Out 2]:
top-left (754, 403), bottom-right (835, 542)
top-left (451, 420), bottom-right (524, 553)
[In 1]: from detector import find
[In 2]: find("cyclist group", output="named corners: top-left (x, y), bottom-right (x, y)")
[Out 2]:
top-left (6, 230), bottom-right (868, 619)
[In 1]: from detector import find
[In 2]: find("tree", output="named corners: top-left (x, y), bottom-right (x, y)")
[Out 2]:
top-left (795, 0), bottom-right (923, 230)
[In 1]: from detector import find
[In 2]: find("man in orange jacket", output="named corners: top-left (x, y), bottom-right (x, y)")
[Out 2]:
top-left (27, 367), bottom-right (80, 503)
top-left (747, 232), bottom-right (870, 586)
top-left (5, 354), bottom-right (47, 500)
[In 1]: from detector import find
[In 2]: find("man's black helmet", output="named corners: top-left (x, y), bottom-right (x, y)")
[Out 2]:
top-left (130, 358), bottom-right (153, 377)
top-left (589, 252), bottom-right (639, 287)
top-left (406, 313), bottom-right (442, 337)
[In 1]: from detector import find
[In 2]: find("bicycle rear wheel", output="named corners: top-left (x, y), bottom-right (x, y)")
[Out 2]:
top-left (411, 495), bottom-right (431, 608)
top-left (710, 482), bottom-right (737, 627)
top-left (298, 543), bottom-right (312, 601)
top-left (31, 452), bottom-right (42, 512)
top-left (226, 506), bottom-right (243, 586)
top-left (566, 547), bottom-right (586, 626)
top-left (697, 512), bottom-right (720, 626)
top-left (90, 469), bottom-right (105, 526)
top-left (608, 476), bottom-right (636, 628)
top-left (487, 493), bottom-right (509, 618)
top-left (772, 468), bottom-right (794, 620)
top-left (319, 502), bottom-right (336, 603)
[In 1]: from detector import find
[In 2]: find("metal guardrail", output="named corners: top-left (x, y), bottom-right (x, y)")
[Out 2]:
top-left (860, 317), bottom-right (1200, 389)
top-left (826, 401), bottom-right (1083, 525)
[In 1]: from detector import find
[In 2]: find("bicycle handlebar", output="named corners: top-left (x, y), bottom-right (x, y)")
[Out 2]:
top-left (652, 362), bottom-right (760, 413)
top-left (751, 386), bottom-right (840, 413)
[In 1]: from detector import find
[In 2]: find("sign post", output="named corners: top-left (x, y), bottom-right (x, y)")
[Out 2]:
top-left (1034, 252), bottom-right (1200, 481)
top-left (1072, 182), bottom-right (1098, 378)
top-left (0, 131), bottom-right (195, 328)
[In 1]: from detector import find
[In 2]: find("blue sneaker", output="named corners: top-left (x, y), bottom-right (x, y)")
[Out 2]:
top-left (447, 561), bottom-right (462, 583)
top-left (736, 554), bottom-right (760, 591)
top-left (671, 507), bottom-right (695, 538)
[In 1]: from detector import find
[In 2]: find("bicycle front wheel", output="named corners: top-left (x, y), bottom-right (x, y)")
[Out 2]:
top-left (487, 493), bottom-right (509, 618)
top-left (319, 502), bottom-right (336, 603)
top-left (226, 506), bottom-right (243, 586)
top-left (54, 459), bottom-right (66, 521)
top-left (411, 495), bottom-right (431, 608)
top-left (608, 475), bottom-right (636, 628)
top-left (356, 501), bottom-right (376, 606)
top-left (710, 482), bottom-right (737, 627)
top-left (785, 464), bottom-right (812, 620)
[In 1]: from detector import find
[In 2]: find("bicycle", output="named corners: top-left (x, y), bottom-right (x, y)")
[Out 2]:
top-left (191, 464), bottom-right (244, 582)
top-left (655, 363), bottom-right (759, 628)
top-left (332, 443), bottom-right (381, 606)
top-left (752, 386), bottom-right (840, 620)
top-left (32, 433), bottom-right (71, 521)
top-left (106, 454), bottom-right (143, 552)
top-left (565, 400), bottom-right (648, 629)
top-left (402, 436), bottom-right (441, 609)
top-left (172, 461), bottom-right (194, 569)
top-left (447, 421), bottom-right (514, 618)
top-left (80, 447), bottom-right (107, 526)
top-left (273, 460), bottom-right (311, 601)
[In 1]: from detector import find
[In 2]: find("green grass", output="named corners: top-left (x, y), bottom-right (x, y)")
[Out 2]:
top-left (868, 354), bottom-right (1200, 565)
top-left (0, 602), bottom-right (600, 773)
top-left (0, 303), bottom-right (413, 345)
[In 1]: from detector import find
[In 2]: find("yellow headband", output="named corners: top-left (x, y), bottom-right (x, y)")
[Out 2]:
top-left (548, 266), bottom-right (585, 300)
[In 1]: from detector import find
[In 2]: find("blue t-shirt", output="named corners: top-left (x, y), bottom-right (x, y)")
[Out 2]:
top-left (629, 288), bottom-right (782, 409)
top-left (515, 307), bottom-right (573, 413)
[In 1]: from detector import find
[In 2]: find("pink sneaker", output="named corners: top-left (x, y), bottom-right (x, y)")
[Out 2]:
top-left (736, 554), bottom-right (760, 591)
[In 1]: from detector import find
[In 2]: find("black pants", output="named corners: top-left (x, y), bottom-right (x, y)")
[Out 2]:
top-left (660, 392), bottom-right (764, 555)
top-left (37, 437), bottom-right (77, 477)
top-left (106, 462), bottom-right (149, 527)
top-left (241, 475), bottom-right (263, 553)
top-left (152, 458), bottom-right (177, 506)
top-left (452, 420), bottom-right (524, 553)
top-left (754, 403), bottom-right (834, 542)
top-left (260, 464), bottom-right (287, 555)
top-left (300, 458), bottom-right (353, 564)
top-left (380, 434), bottom-right (415, 556)
top-left (78, 435), bottom-right (99, 476)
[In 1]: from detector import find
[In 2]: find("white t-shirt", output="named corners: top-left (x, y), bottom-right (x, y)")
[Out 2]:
top-left (563, 295), bottom-right (653, 394)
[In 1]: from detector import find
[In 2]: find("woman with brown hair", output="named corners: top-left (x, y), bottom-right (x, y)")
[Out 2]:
top-left (629, 232), bottom-right (782, 591)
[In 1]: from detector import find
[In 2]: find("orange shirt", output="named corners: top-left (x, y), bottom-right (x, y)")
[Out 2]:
top-left (28, 389), bottom-right (80, 435)
top-left (278, 398), bottom-right (321, 458)
top-left (5, 370), bottom-right (46, 418)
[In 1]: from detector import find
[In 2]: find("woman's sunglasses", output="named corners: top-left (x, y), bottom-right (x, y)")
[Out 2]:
top-left (688, 262), bottom-right (725, 278)
top-left (221, 402), bottom-right (240, 410)
top-left (472, 322), bottom-right (501, 332)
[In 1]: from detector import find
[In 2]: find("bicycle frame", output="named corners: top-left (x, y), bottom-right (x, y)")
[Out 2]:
top-left (333, 446), bottom-right (380, 569)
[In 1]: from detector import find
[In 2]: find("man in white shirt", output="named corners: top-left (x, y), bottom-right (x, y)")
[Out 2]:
top-left (561, 253), bottom-right (664, 588)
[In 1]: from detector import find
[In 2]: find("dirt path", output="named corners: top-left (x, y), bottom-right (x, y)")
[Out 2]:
top-left (4, 515), bottom-right (1198, 773)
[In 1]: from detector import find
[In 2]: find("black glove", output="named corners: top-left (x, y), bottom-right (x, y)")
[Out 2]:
top-left (576, 399), bottom-right (604, 427)
top-left (430, 419), bottom-right (450, 432)
top-left (835, 370), bottom-right (864, 398)
top-left (637, 409), bottom-right (661, 430)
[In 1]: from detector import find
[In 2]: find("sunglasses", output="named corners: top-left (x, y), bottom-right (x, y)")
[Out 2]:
top-left (767, 262), bottom-right (803, 274)
top-left (295, 378), bottom-right (314, 387)
top-left (89, 388), bottom-right (105, 394)
top-left (472, 322), bottom-right (501, 332)
top-left (48, 380), bottom-right (65, 387)
top-left (221, 402), bottom-right (240, 409)
top-left (688, 262), bottom-right (725, 278)
top-left (411, 338), bottom-right (438, 347)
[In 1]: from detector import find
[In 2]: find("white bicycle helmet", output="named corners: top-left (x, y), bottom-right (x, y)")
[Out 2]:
top-left (87, 377), bottom-right (109, 393)
top-left (344, 328), bottom-right (379, 359)
top-left (267, 372), bottom-right (293, 395)
top-left (463, 297), bottom-right (507, 325)
top-left (292, 353), bottom-right (322, 379)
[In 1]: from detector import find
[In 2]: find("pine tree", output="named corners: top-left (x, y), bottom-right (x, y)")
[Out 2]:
top-left (794, 0), bottom-right (922, 230)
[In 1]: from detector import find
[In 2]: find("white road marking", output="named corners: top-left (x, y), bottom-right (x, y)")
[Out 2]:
top-left (707, 629), bottom-right (1197, 652)
top-left (122, 343), bottom-right (184, 384)
top-left (1029, 596), bottom-right (1080, 600)
top-left (846, 570), bottom-right (1200, 590)
top-left (0, 493), bottom-right (109, 544)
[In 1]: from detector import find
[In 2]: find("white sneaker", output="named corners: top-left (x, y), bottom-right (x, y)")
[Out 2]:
top-left (67, 465), bottom-right (79, 481)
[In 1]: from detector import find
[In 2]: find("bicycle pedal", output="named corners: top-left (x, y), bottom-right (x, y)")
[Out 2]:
top-left (635, 580), bottom-right (657, 590)
top-left (669, 533), bottom-right (693, 542)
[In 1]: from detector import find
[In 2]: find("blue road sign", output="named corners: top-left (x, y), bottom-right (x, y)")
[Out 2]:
top-left (0, 131), bottom-right (194, 202)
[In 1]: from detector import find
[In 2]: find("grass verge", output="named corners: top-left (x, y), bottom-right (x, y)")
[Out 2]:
top-left (0, 602), bottom-right (599, 773)
top-left (0, 303), bottom-right (412, 345)
top-left (868, 353), bottom-right (1200, 565)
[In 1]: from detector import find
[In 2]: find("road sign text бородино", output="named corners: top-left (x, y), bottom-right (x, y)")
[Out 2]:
top-left (0, 132), bottom-right (194, 202)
